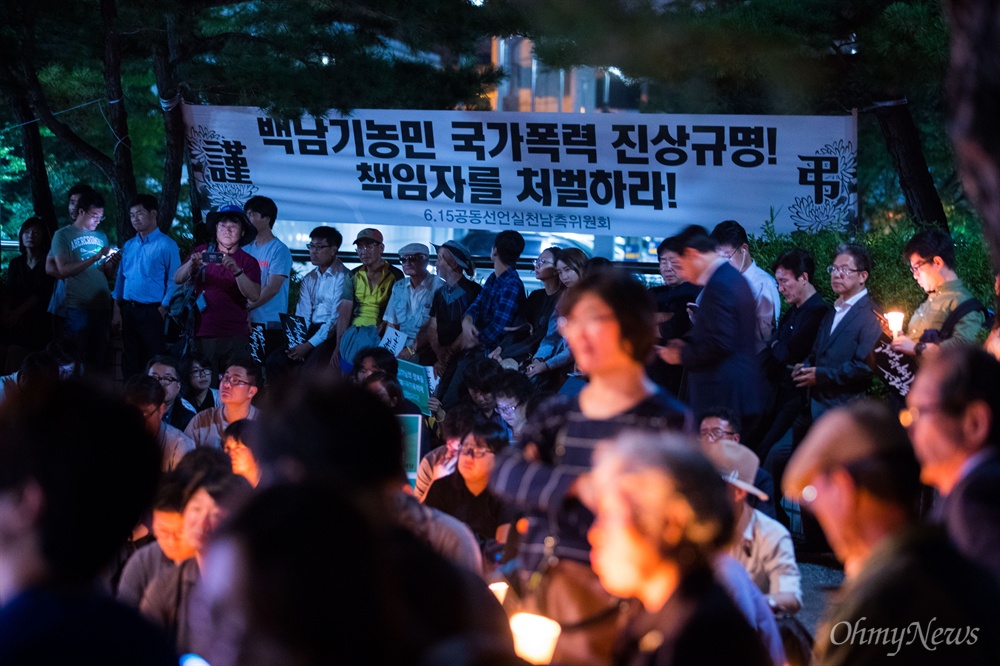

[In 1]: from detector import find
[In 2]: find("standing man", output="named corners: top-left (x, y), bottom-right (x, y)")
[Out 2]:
top-left (337, 228), bottom-right (404, 369)
top-left (757, 249), bottom-right (830, 469)
top-left (266, 226), bottom-right (351, 381)
top-left (243, 196), bottom-right (293, 359)
top-left (660, 225), bottom-right (761, 436)
top-left (711, 220), bottom-right (780, 353)
top-left (903, 345), bottom-right (1000, 585)
top-left (383, 243), bottom-right (443, 362)
top-left (891, 229), bottom-right (985, 359)
top-left (49, 183), bottom-right (98, 338)
top-left (792, 244), bottom-right (882, 419)
top-left (45, 189), bottom-right (121, 372)
top-left (112, 194), bottom-right (181, 378)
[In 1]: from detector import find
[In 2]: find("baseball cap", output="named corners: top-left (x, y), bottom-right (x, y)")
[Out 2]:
top-left (354, 228), bottom-right (383, 244)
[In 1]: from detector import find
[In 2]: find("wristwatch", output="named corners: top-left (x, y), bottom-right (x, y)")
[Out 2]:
top-left (915, 341), bottom-right (927, 357)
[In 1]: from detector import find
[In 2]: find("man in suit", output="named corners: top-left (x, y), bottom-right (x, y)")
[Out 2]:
top-left (792, 243), bottom-right (882, 419)
top-left (903, 344), bottom-right (1000, 585)
top-left (660, 225), bottom-right (762, 438)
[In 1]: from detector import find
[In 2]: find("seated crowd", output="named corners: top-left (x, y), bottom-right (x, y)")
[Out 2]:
top-left (2, 188), bottom-right (1000, 665)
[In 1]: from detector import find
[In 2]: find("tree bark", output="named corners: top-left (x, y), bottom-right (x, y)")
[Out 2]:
top-left (943, 0), bottom-right (1000, 272)
top-left (8, 93), bottom-right (57, 232)
top-left (100, 0), bottom-right (137, 242)
top-left (872, 100), bottom-right (949, 232)
top-left (152, 12), bottom-right (186, 234)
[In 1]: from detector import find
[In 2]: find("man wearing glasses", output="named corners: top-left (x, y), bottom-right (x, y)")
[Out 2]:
top-left (184, 358), bottom-right (260, 448)
top-left (793, 243), bottom-right (882, 419)
top-left (46, 189), bottom-right (121, 372)
top-left (890, 229), bottom-right (985, 360)
top-left (337, 228), bottom-right (404, 370)
top-left (383, 243), bottom-right (442, 361)
top-left (147, 356), bottom-right (195, 431)
top-left (266, 226), bottom-right (351, 381)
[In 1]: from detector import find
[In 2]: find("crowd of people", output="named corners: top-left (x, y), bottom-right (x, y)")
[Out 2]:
top-left (1, 185), bottom-right (1000, 665)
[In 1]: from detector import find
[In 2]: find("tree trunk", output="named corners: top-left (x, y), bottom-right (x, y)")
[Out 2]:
top-left (100, 0), bottom-right (137, 242)
top-left (152, 12), bottom-right (185, 233)
top-left (943, 0), bottom-right (1000, 272)
top-left (9, 93), bottom-right (57, 232)
top-left (872, 100), bottom-right (949, 232)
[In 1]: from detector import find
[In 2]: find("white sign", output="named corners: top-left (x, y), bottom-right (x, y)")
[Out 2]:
top-left (183, 105), bottom-right (858, 236)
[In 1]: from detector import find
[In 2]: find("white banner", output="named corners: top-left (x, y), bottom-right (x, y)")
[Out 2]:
top-left (183, 105), bottom-right (857, 236)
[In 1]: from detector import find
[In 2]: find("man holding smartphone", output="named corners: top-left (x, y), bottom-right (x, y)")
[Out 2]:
top-left (46, 189), bottom-right (121, 373)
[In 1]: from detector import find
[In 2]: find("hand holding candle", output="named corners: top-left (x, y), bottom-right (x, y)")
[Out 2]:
top-left (886, 311), bottom-right (905, 338)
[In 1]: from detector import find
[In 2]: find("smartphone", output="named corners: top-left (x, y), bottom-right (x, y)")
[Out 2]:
top-left (202, 251), bottom-right (224, 264)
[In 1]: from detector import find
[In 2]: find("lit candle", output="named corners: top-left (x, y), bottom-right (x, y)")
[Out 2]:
top-left (510, 612), bottom-right (562, 664)
top-left (886, 311), bottom-right (905, 337)
top-left (489, 582), bottom-right (509, 605)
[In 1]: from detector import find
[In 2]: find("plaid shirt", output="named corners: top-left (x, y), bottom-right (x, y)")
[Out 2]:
top-left (464, 268), bottom-right (525, 348)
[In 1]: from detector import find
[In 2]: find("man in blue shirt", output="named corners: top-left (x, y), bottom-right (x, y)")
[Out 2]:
top-left (113, 194), bottom-right (181, 378)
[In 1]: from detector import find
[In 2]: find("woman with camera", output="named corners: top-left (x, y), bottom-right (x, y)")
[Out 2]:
top-left (174, 205), bottom-right (261, 381)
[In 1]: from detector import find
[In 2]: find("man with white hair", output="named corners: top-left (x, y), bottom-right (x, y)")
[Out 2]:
top-left (383, 242), bottom-right (442, 362)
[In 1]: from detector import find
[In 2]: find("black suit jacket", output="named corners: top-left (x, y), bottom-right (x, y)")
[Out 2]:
top-left (943, 451), bottom-right (1000, 587)
top-left (809, 293), bottom-right (882, 408)
top-left (681, 262), bottom-right (762, 418)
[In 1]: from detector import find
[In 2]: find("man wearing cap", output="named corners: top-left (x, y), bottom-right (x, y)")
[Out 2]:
top-left (903, 344), bottom-right (1000, 585)
top-left (427, 240), bottom-right (482, 388)
top-left (383, 243), bottom-right (443, 362)
top-left (702, 437), bottom-right (802, 613)
top-left (337, 228), bottom-right (404, 368)
top-left (174, 205), bottom-right (261, 380)
top-left (784, 400), bottom-right (1000, 665)
top-left (243, 196), bottom-right (293, 359)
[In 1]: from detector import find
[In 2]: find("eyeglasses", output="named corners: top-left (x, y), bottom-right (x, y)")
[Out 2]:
top-left (84, 210), bottom-right (105, 222)
top-left (827, 265), bottom-right (861, 276)
top-left (357, 243), bottom-right (381, 253)
top-left (459, 445), bottom-right (494, 459)
top-left (496, 402), bottom-right (519, 416)
top-left (190, 367), bottom-right (212, 377)
top-left (699, 428), bottom-right (736, 441)
top-left (306, 243), bottom-right (331, 251)
top-left (140, 405), bottom-right (160, 420)
top-left (557, 313), bottom-right (617, 333)
top-left (909, 259), bottom-right (931, 275)
top-left (219, 374), bottom-right (251, 387)
top-left (533, 258), bottom-right (554, 267)
top-left (150, 374), bottom-right (179, 385)
top-left (400, 254), bottom-right (426, 264)
top-left (898, 404), bottom-right (945, 428)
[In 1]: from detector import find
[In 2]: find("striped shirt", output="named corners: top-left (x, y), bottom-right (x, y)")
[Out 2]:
top-left (490, 391), bottom-right (692, 571)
